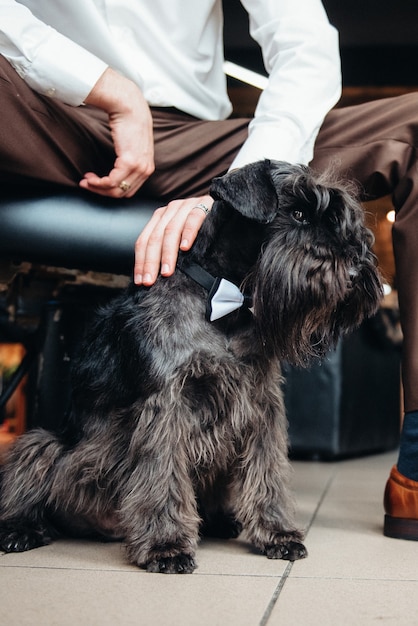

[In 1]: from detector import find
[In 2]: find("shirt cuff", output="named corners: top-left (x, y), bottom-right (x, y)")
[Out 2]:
top-left (229, 120), bottom-right (315, 171)
top-left (20, 29), bottom-right (108, 106)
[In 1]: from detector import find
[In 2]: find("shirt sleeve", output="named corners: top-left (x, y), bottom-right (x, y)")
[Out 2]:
top-left (0, 1), bottom-right (107, 106)
top-left (230, 0), bottom-right (342, 168)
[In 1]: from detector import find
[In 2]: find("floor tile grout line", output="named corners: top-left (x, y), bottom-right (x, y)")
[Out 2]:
top-left (303, 469), bottom-right (337, 535)
top-left (0, 562), bottom-right (291, 578)
top-left (258, 562), bottom-right (293, 626)
top-left (257, 469), bottom-right (338, 626)
top-left (4, 563), bottom-right (416, 585)
top-left (269, 574), bottom-right (418, 583)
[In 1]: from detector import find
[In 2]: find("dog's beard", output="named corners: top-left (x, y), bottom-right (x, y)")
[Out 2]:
top-left (251, 233), bottom-right (382, 367)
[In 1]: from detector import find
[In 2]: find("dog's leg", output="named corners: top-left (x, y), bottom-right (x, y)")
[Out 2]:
top-left (118, 393), bottom-right (201, 574)
top-left (232, 439), bottom-right (307, 560)
top-left (0, 429), bottom-right (64, 552)
top-left (230, 376), bottom-right (307, 561)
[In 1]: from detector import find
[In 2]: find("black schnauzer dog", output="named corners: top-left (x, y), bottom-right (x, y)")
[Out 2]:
top-left (0, 160), bottom-right (382, 573)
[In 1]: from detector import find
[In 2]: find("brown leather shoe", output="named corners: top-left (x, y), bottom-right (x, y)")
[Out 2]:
top-left (384, 465), bottom-right (418, 540)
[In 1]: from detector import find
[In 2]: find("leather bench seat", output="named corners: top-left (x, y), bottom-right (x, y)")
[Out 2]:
top-left (0, 192), bottom-right (159, 275)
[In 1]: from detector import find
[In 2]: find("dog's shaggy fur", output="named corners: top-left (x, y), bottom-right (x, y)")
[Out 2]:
top-left (0, 161), bottom-right (382, 573)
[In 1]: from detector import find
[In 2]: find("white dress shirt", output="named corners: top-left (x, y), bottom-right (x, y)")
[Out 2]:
top-left (0, 0), bottom-right (341, 168)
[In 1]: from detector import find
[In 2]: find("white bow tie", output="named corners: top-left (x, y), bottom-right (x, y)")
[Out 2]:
top-left (207, 277), bottom-right (245, 321)
top-left (177, 259), bottom-right (251, 322)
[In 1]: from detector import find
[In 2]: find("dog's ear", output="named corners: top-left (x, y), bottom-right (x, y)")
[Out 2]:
top-left (210, 160), bottom-right (277, 222)
top-left (210, 160), bottom-right (305, 223)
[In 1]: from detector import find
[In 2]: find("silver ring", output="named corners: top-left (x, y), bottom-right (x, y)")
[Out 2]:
top-left (193, 202), bottom-right (210, 215)
top-left (119, 180), bottom-right (131, 193)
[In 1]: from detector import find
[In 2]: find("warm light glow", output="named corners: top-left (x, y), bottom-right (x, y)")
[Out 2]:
top-left (386, 209), bottom-right (396, 223)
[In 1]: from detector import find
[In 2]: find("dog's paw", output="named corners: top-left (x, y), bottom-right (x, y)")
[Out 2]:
top-left (264, 540), bottom-right (308, 561)
top-left (0, 520), bottom-right (53, 553)
top-left (144, 554), bottom-right (197, 574)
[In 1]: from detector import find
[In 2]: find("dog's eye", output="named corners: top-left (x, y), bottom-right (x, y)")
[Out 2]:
top-left (292, 210), bottom-right (309, 225)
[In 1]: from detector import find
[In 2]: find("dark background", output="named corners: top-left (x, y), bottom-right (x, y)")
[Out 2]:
top-left (223, 0), bottom-right (418, 86)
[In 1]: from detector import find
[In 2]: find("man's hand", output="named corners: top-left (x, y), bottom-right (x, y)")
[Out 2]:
top-left (134, 195), bottom-right (214, 285)
top-left (80, 68), bottom-right (155, 197)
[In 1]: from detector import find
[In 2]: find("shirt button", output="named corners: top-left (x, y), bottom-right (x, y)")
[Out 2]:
top-left (46, 87), bottom-right (56, 97)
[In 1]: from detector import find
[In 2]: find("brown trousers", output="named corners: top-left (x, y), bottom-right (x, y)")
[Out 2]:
top-left (1, 55), bottom-right (418, 410)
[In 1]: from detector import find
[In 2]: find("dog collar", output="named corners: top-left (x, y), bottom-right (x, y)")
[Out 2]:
top-left (177, 258), bottom-right (252, 322)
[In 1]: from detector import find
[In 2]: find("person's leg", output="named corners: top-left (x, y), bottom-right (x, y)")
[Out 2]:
top-left (145, 108), bottom-right (249, 199)
top-left (0, 55), bottom-right (249, 197)
top-left (312, 93), bottom-right (418, 539)
top-left (0, 55), bottom-right (116, 189)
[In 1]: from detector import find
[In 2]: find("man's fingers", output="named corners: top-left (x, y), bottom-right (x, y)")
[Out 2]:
top-left (179, 204), bottom-right (211, 250)
top-left (134, 196), bottom-right (213, 286)
top-left (134, 206), bottom-right (175, 284)
top-left (79, 169), bottom-right (148, 198)
top-left (82, 69), bottom-right (155, 199)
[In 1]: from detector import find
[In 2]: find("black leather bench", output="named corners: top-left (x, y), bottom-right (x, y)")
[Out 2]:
top-left (0, 191), bottom-right (158, 275)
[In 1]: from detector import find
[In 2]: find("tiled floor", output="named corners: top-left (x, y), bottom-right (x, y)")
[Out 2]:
top-left (1, 449), bottom-right (417, 625)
